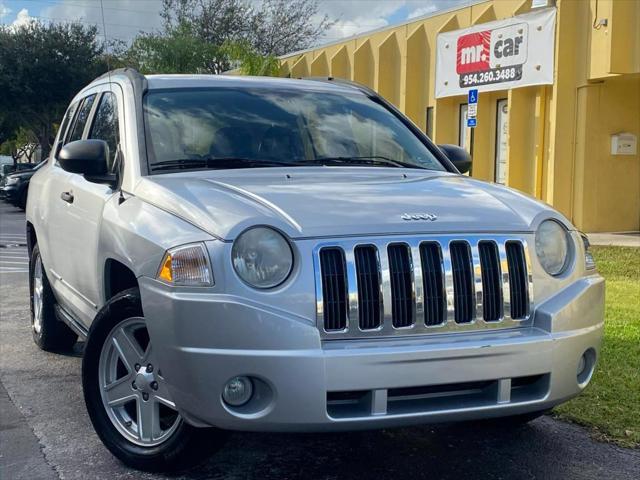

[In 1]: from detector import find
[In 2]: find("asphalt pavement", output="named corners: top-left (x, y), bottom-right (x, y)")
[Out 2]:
top-left (1, 202), bottom-right (639, 479)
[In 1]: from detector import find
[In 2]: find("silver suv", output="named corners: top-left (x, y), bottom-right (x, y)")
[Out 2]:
top-left (26, 69), bottom-right (604, 472)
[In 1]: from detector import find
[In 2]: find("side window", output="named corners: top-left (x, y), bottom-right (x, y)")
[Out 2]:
top-left (53, 101), bottom-right (79, 160)
top-left (67, 94), bottom-right (97, 143)
top-left (58, 101), bottom-right (79, 146)
top-left (89, 92), bottom-right (120, 172)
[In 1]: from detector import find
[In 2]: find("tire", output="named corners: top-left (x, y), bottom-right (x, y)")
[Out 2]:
top-left (29, 244), bottom-right (78, 351)
top-left (82, 288), bottom-right (227, 472)
top-left (19, 187), bottom-right (28, 210)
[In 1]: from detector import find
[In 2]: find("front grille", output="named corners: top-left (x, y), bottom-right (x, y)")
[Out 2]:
top-left (354, 246), bottom-right (382, 330)
top-left (450, 241), bottom-right (474, 323)
top-left (319, 248), bottom-right (348, 331)
top-left (420, 243), bottom-right (445, 326)
top-left (315, 235), bottom-right (532, 338)
top-left (506, 241), bottom-right (529, 319)
top-left (479, 241), bottom-right (502, 321)
top-left (388, 244), bottom-right (414, 328)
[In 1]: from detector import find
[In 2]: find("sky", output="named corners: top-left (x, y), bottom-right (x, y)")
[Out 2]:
top-left (0, 0), bottom-right (473, 47)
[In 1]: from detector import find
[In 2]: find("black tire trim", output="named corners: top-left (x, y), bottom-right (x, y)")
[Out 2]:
top-left (29, 244), bottom-right (78, 351)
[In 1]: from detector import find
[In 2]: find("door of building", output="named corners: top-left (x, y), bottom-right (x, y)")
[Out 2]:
top-left (494, 98), bottom-right (508, 184)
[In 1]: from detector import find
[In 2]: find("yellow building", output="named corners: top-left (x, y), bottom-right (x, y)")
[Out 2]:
top-left (278, 0), bottom-right (640, 233)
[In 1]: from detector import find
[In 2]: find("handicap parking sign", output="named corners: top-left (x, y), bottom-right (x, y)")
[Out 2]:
top-left (467, 117), bottom-right (477, 127)
top-left (468, 89), bottom-right (478, 104)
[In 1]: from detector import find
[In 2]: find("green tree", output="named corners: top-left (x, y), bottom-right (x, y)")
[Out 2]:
top-left (118, 22), bottom-right (220, 74)
top-left (159, 0), bottom-right (333, 72)
top-left (223, 41), bottom-right (280, 76)
top-left (0, 21), bottom-right (105, 157)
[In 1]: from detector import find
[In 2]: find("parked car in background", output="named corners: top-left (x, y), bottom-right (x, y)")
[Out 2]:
top-left (1, 160), bottom-right (46, 209)
top-left (26, 70), bottom-right (604, 472)
top-left (0, 155), bottom-right (14, 177)
top-left (0, 161), bottom-right (38, 182)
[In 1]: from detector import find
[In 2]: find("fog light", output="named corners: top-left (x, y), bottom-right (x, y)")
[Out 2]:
top-left (222, 376), bottom-right (253, 407)
top-left (577, 355), bottom-right (587, 376)
top-left (577, 349), bottom-right (596, 387)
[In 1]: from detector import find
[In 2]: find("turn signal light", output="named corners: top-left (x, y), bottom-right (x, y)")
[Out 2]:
top-left (157, 243), bottom-right (213, 286)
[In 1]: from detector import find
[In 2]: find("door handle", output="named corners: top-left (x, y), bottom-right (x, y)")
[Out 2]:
top-left (60, 191), bottom-right (74, 204)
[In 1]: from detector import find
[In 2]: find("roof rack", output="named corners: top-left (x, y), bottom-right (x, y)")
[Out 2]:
top-left (93, 67), bottom-right (143, 83)
top-left (302, 76), bottom-right (378, 97)
top-left (92, 68), bottom-right (148, 96)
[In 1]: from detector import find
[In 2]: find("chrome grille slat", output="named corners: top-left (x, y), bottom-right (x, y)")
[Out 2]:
top-left (410, 245), bottom-right (424, 325)
top-left (470, 243), bottom-right (484, 322)
top-left (315, 235), bottom-right (533, 339)
top-left (344, 248), bottom-right (360, 333)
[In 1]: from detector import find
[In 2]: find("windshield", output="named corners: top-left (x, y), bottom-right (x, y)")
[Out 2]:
top-left (144, 87), bottom-right (445, 173)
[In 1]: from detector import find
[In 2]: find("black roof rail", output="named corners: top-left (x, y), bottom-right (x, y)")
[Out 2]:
top-left (92, 68), bottom-right (148, 96)
top-left (302, 76), bottom-right (379, 97)
top-left (93, 67), bottom-right (143, 83)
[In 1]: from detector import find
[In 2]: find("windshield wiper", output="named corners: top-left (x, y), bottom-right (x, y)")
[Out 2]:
top-left (308, 156), bottom-right (425, 169)
top-left (150, 157), bottom-right (303, 172)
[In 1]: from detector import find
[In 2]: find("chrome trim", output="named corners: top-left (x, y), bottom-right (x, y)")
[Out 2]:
top-left (49, 268), bottom-right (98, 310)
top-left (497, 242), bottom-right (512, 321)
top-left (470, 242), bottom-right (484, 322)
top-left (313, 234), bottom-right (534, 340)
top-left (344, 248), bottom-right (359, 333)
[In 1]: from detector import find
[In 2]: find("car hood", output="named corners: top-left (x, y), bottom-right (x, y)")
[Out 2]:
top-left (134, 167), bottom-right (571, 240)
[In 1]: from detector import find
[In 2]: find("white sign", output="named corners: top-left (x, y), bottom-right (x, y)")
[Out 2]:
top-left (435, 8), bottom-right (556, 98)
top-left (610, 133), bottom-right (637, 156)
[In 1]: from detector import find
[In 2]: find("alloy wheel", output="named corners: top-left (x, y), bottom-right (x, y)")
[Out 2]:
top-left (32, 254), bottom-right (44, 334)
top-left (98, 317), bottom-right (181, 446)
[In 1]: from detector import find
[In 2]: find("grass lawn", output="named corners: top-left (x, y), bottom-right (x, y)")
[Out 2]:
top-left (553, 246), bottom-right (640, 448)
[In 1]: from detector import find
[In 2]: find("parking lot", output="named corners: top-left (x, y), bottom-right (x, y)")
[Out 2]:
top-left (1, 202), bottom-right (639, 479)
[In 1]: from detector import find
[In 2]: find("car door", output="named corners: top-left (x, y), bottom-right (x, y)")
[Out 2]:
top-left (61, 86), bottom-right (124, 327)
top-left (40, 93), bottom-right (101, 322)
top-left (36, 99), bottom-right (81, 315)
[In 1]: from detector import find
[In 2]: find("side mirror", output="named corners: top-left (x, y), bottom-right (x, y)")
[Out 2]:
top-left (58, 140), bottom-right (116, 186)
top-left (438, 144), bottom-right (472, 174)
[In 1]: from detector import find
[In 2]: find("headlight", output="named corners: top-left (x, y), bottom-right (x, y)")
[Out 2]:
top-left (5, 176), bottom-right (20, 186)
top-left (535, 219), bottom-right (570, 276)
top-left (232, 227), bottom-right (293, 289)
top-left (581, 233), bottom-right (596, 271)
top-left (157, 243), bottom-right (213, 286)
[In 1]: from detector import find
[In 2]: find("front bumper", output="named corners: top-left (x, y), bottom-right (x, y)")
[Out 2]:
top-left (140, 275), bottom-right (604, 432)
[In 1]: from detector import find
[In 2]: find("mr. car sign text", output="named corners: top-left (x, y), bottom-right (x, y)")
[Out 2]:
top-left (456, 23), bottom-right (527, 88)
